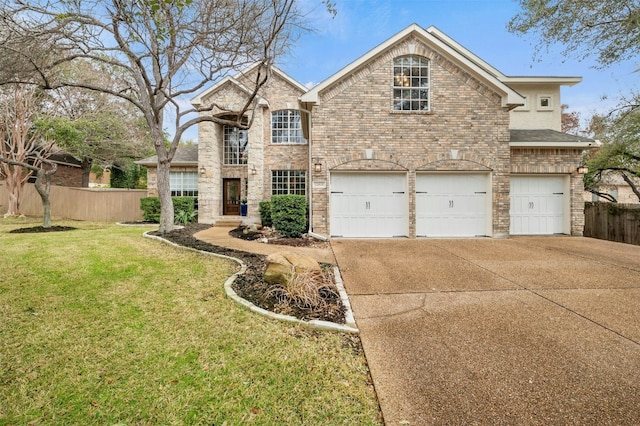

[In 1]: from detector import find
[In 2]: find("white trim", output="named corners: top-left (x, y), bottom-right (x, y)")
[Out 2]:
top-left (191, 64), bottom-right (306, 107)
top-left (300, 24), bottom-right (525, 108)
top-left (509, 141), bottom-right (594, 148)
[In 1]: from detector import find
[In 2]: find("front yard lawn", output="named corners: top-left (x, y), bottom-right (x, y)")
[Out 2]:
top-left (0, 217), bottom-right (381, 425)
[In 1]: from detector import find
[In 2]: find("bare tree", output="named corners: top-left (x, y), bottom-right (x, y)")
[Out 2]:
top-left (0, 0), bottom-right (304, 233)
top-left (0, 84), bottom-right (44, 217)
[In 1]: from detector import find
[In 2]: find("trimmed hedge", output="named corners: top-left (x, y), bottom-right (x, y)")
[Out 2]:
top-left (259, 201), bottom-right (272, 227)
top-left (140, 196), bottom-right (197, 223)
top-left (271, 195), bottom-right (307, 238)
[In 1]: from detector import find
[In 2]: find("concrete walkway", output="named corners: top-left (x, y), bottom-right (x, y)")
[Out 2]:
top-left (332, 237), bottom-right (640, 425)
top-left (194, 226), bottom-right (336, 264)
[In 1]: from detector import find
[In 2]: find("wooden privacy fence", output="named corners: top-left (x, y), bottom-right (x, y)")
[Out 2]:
top-left (584, 202), bottom-right (640, 246)
top-left (0, 182), bottom-right (146, 222)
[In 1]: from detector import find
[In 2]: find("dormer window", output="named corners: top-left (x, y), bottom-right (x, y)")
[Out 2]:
top-left (393, 56), bottom-right (430, 111)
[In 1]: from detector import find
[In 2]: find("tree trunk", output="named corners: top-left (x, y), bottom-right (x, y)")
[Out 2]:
top-left (156, 160), bottom-right (174, 234)
top-left (81, 157), bottom-right (92, 188)
top-left (34, 169), bottom-right (52, 228)
top-left (4, 173), bottom-right (22, 216)
top-left (2, 165), bottom-right (28, 217)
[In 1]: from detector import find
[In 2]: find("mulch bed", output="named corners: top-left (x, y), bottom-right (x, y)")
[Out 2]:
top-left (9, 226), bottom-right (76, 233)
top-left (151, 224), bottom-right (346, 324)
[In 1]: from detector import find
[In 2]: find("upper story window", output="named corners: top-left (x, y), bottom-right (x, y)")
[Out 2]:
top-left (393, 56), bottom-right (430, 111)
top-left (537, 95), bottom-right (553, 111)
top-left (271, 110), bottom-right (306, 144)
top-left (223, 126), bottom-right (248, 165)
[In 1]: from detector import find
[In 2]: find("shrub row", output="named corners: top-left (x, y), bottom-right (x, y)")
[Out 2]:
top-left (140, 196), bottom-right (197, 224)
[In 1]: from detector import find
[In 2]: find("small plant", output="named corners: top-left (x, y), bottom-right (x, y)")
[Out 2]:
top-left (241, 198), bottom-right (247, 205)
top-left (268, 269), bottom-right (338, 310)
top-left (175, 209), bottom-right (198, 225)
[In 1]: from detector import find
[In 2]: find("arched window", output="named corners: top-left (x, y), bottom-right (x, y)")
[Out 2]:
top-left (393, 56), bottom-right (430, 111)
top-left (271, 110), bottom-right (306, 144)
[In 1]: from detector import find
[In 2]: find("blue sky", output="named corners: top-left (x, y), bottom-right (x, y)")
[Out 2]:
top-left (278, 0), bottom-right (638, 126)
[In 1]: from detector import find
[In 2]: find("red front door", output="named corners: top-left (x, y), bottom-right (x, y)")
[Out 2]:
top-left (223, 178), bottom-right (241, 215)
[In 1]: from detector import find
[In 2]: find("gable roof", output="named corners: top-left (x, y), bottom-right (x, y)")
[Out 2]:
top-left (509, 129), bottom-right (595, 148)
top-left (300, 24), bottom-right (525, 109)
top-left (135, 144), bottom-right (198, 167)
top-left (191, 64), bottom-right (307, 107)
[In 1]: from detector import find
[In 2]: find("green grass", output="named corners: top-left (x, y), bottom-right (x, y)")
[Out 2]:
top-left (0, 217), bottom-right (381, 425)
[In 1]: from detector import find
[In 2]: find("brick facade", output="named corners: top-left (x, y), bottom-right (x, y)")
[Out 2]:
top-left (308, 37), bottom-right (513, 237)
top-left (194, 25), bottom-right (588, 237)
top-left (196, 68), bottom-right (308, 223)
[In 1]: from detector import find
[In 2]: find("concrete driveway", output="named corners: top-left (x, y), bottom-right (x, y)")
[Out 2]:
top-left (331, 237), bottom-right (640, 425)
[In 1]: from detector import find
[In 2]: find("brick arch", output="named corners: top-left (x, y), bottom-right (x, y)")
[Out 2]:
top-left (329, 158), bottom-right (409, 171)
top-left (416, 155), bottom-right (494, 171)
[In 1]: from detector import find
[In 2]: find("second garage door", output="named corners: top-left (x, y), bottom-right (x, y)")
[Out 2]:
top-left (416, 173), bottom-right (490, 237)
top-left (330, 173), bottom-right (408, 237)
top-left (510, 175), bottom-right (568, 235)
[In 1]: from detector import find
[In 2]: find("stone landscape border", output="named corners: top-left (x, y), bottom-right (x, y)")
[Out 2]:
top-left (142, 231), bottom-right (359, 334)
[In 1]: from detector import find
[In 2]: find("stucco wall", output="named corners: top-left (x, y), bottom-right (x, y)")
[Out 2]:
top-left (508, 84), bottom-right (562, 131)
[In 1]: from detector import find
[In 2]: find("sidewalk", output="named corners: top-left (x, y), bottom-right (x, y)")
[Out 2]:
top-left (193, 226), bottom-right (336, 264)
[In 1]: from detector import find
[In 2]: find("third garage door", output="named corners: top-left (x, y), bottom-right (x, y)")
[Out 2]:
top-left (510, 175), bottom-right (568, 235)
top-left (416, 173), bottom-right (490, 237)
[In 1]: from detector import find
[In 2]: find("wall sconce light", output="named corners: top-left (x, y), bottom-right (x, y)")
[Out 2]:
top-left (577, 165), bottom-right (589, 174)
top-left (313, 158), bottom-right (322, 173)
top-left (199, 166), bottom-right (206, 176)
top-left (251, 165), bottom-right (257, 175)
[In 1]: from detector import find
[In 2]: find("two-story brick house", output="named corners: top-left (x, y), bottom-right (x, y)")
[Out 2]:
top-left (192, 24), bottom-right (594, 238)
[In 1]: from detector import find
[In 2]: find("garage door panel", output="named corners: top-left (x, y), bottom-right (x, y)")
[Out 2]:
top-left (330, 173), bottom-right (408, 238)
top-left (416, 174), bottom-right (489, 237)
top-left (510, 176), bottom-right (567, 235)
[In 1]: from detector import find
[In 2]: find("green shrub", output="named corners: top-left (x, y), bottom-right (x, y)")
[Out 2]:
top-left (140, 196), bottom-right (196, 223)
top-left (271, 195), bottom-right (307, 238)
top-left (140, 197), bottom-right (161, 222)
top-left (259, 201), bottom-right (272, 227)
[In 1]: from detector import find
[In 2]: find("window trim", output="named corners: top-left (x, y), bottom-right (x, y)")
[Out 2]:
top-left (169, 171), bottom-right (198, 197)
top-left (271, 169), bottom-right (307, 196)
top-left (392, 55), bottom-right (430, 112)
top-left (271, 109), bottom-right (307, 145)
top-left (537, 95), bottom-right (553, 111)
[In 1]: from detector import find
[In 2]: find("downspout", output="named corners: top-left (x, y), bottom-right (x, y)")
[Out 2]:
top-left (299, 103), bottom-right (323, 240)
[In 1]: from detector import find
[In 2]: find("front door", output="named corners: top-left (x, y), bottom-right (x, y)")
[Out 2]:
top-left (223, 178), bottom-right (241, 215)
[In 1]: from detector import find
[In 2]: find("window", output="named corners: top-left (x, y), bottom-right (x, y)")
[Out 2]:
top-left (271, 110), bottom-right (306, 144)
top-left (537, 95), bottom-right (553, 111)
top-left (271, 170), bottom-right (306, 195)
top-left (170, 171), bottom-right (198, 197)
top-left (223, 126), bottom-right (248, 165)
top-left (393, 56), bottom-right (429, 111)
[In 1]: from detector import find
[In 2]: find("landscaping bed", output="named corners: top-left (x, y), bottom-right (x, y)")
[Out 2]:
top-left (152, 224), bottom-right (346, 324)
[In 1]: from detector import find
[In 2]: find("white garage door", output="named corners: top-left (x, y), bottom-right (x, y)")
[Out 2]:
top-left (330, 173), bottom-right (408, 237)
top-left (510, 176), bottom-right (568, 235)
top-left (416, 173), bottom-right (489, 237)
